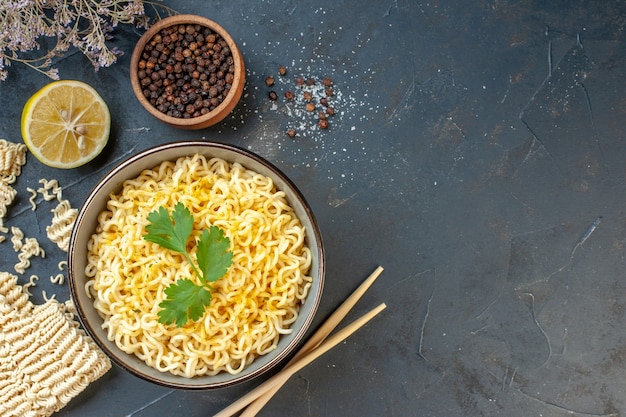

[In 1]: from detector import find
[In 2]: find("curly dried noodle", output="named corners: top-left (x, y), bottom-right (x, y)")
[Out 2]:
top-left (0, 272), bottom-right (111, 417)
top-left (85, 154), bottom-right (313, 377)
top-left (0, 139), bottom-right (26, 237)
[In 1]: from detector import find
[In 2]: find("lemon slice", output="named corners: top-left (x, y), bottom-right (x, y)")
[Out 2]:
top-left (21, 80), bottom-right (111, 169)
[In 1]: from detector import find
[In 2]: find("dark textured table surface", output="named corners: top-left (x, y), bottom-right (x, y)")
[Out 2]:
top-left (1, 1), bottom-right (626, 416)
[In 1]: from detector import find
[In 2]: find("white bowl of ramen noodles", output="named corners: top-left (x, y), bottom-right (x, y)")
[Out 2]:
top-left (67, 141), bottom-right (324, 389)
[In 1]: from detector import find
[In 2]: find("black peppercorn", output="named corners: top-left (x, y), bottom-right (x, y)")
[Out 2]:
top-left (268, 91), bottom-right (278, 101)
top-left (136, 24), bottom-right (236, 119)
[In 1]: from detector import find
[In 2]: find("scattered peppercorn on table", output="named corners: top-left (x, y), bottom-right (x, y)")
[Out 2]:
top-left (1, 1), bottom-right (626, 416)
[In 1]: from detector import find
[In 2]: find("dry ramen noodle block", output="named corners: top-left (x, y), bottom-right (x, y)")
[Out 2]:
top-left (46, 199), bottom-right (78, 252)
top-left (0, 139), bottom-right (27, 184)
top-left (0, 180), bottom-right (17, 236)
top-left (0, 272), bottom-right (111, 417)
top-left (0, 139), bottom-right (26, 239)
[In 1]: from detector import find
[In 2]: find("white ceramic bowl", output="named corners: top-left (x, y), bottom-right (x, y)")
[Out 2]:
top-left (67, 141), bottom-right (324, 389)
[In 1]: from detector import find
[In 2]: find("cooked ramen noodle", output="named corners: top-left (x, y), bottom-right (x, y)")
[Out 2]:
top-left (85, 155), bottom-right (313, 377)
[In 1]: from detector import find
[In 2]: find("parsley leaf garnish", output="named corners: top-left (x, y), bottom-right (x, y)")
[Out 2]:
top-left (144, 202), bottom-right (233, 327)
top-left (145, 205), bottom-right (193, 254)
top-left (197, 227), bottom-right (233, 282)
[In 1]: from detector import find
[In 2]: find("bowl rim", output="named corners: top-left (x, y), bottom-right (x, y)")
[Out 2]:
top-left (67, 140), bottom-right (325, 389)
top-left (129, 14), bottom-right (245, 129)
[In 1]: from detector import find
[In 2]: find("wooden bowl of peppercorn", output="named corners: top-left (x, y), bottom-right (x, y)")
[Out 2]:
top-left (130, 14), bottom-right (245, 129)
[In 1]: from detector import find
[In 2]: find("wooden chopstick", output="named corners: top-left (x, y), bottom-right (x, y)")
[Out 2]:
top-left (239, 266), bottom-right (384, 417)
top-left (212, 302), bottom-right (387, 417)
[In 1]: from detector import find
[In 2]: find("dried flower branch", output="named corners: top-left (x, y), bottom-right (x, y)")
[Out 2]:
top-left (0, 0), bottom-right (176, 81)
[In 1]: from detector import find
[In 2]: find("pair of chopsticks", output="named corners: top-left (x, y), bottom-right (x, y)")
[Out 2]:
top-left (213, 265), bottom-right (386, 417)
